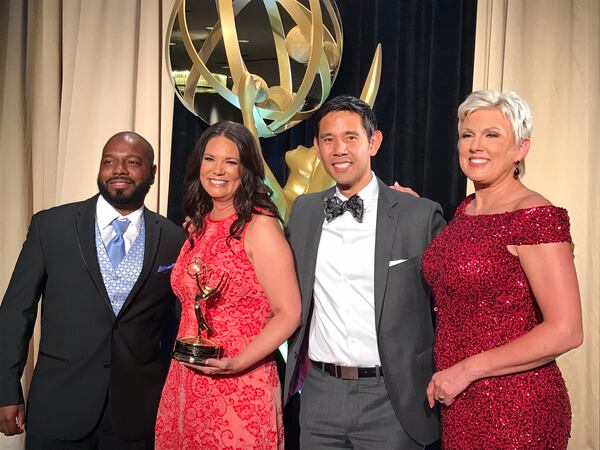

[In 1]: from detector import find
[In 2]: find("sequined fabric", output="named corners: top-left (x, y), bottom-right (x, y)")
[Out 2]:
top-left (422, 194), bottom-right (572, 449)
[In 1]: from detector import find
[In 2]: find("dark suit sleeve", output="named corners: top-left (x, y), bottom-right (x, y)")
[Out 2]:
top-left (0, 214), bottom-right (47, 406)
top-left (285, 196), bottom-right (301, 247)
top-left (422, 201), bottom-right (446, 329)
top-left (158, 224), bottom-right (185, 369)
top-left (427, 201), bottom-right (446, 242)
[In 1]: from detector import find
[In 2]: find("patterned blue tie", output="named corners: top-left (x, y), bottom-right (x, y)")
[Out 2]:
top-left (107, 218), bottom-right (130, 268)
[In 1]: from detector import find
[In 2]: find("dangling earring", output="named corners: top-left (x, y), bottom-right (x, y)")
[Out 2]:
top-left (513, 160), bottom-right (521, 179)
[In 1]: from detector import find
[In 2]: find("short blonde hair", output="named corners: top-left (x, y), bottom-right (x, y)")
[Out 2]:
top-left (458, 90), bottom-right (533, 144)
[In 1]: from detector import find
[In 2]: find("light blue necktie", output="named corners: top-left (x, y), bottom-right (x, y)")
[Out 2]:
top-left (107, 218), bottom-right (130, 268)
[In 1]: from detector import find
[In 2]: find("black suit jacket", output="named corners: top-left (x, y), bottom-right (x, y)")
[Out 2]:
top-left (0, 195), bottom-right (184, 441)
top-left (283, 178), bottom-right (445, 445)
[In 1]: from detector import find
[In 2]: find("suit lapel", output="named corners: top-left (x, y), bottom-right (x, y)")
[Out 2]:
top-left (118, 208), bottom-right (161, 317)
top-left (373, 179), bottom-right (400, 329)
top-left (299, 190), bottom-right (330, 313)
top-left (75, 195), bottom-right (113, 313)
top-left (291, 189), bottom-right (329, 395)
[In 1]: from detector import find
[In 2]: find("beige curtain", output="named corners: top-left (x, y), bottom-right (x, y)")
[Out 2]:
top-left (0, 0), bottom-right (176, 448)
top-left (472, 1), bottom-right (600, 448)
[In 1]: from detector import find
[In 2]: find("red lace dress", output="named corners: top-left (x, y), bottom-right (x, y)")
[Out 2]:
top-left (421, 195), bottom-right (572, 449)
top-left (155, 214), bottom-right (283, 450)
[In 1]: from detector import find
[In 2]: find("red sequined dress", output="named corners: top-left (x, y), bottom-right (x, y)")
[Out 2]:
top-left (421, 195), bottom-right (572, 449)
top-left (155, 214), bottom-right (283, 450)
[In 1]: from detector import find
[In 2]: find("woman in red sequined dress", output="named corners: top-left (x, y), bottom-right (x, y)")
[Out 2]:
top-left (155, 121), bottom-right (301, 450)
top-left (421, 91), bottom-right (583, 449)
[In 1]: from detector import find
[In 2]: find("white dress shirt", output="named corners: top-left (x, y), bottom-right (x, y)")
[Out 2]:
top-left (96, 195), bottom-right (144, 253)
top-left (308, 173), bottom-right (381, 366)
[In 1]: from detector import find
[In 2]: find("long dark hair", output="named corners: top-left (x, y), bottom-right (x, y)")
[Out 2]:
top-left (183, 121), bottom-right (281, 245)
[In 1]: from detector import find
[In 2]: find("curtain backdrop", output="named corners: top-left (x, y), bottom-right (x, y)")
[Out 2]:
top-left (472, 1), bottom-right (599, 449)
top-left (167, 0), bottom-right (478, 225)
top-left (1, 1), bottom-right (598, 449)
top-left (0, 1), bottom-right (176, 448)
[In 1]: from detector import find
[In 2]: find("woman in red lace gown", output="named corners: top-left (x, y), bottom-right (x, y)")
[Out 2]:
top-left (155, 121), bottom-right (301, 450)
top-left (421, 91), bottom-right (583, 449)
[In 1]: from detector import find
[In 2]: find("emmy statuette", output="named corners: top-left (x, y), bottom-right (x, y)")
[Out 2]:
top-left (172, 257), bottom-right (228, 366)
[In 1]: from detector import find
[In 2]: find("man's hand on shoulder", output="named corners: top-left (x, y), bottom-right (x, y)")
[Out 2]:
top-left (0, 404), bottom-right (25, 436)
top-left (389, 182), bottom-right (420, 198)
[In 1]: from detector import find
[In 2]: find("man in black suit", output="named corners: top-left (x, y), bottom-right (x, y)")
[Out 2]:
top-left (0, 132), bottom-right (184, 449)
top-left (283, 96), bottom-right (445, 449)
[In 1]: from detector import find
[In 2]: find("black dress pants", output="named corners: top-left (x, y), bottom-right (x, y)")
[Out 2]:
top-left (26, 396), bottom-right (153, 450)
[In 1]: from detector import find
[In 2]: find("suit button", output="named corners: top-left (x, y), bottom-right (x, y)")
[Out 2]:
top-left (113, 323), bottom-right (119, 330)
top-left (103, 363), bottom-right (110, 368)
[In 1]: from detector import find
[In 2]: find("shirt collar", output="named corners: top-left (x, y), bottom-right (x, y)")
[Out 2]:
top-left (96, 194), bottom-right (144, 232)
top-left (334, 171), bottom-right (379, 209)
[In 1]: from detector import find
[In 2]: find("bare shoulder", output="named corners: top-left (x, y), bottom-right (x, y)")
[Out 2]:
top-left (515, 190), bottom-right (553, 210)
top-left (248, 213), bottom-right (282, 230)
top-left (245, 213), bottom-right (288, 263)
top-left (246, 213), bottom-right (284, 241)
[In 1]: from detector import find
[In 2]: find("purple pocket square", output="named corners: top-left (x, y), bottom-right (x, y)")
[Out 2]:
top-left (157, 263), bottom-right (175, 273)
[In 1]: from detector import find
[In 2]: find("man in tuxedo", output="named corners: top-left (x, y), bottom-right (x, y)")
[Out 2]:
top-left (283, 96), bottom-right (445, 449)
top-left (0, 132), bottom-right (184, 449)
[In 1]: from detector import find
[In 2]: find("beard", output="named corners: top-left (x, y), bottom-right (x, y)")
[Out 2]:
top-left (97, 175), bottom-right (153, 209)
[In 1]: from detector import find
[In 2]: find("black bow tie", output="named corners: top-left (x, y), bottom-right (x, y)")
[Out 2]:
top-left (324, 194), bottom-right (364, 223)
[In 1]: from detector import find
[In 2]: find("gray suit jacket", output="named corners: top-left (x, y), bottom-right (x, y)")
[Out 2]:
top-left (283, 177), bottom-right (445, 445)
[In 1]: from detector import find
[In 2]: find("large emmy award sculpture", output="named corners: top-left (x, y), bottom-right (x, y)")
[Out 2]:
top-left (166, 0), bottom-right (382, 220)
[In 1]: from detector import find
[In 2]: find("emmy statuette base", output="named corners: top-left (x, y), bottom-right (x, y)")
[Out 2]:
top-left (172, 336), bottom-right (220, 366)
